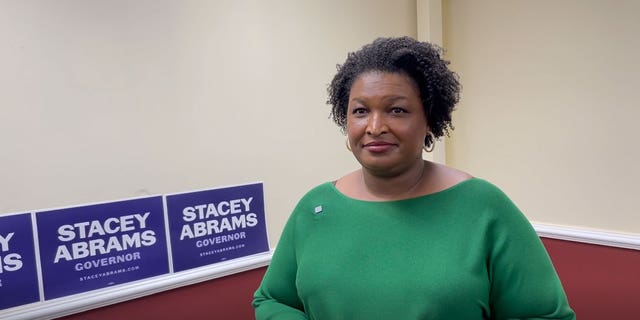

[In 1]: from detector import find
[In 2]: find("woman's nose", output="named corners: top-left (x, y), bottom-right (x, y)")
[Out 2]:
top-left (366, 112), bottom-right (388, 136)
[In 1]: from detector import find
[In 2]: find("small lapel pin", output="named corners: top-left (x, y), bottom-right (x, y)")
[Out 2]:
top-left (314, 205), bottom-right (323, 214)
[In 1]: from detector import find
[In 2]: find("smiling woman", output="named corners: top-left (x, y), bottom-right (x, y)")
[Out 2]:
top-left (252, 37), bottom-right (576, 320)
top-left (345, 72), bottom-right (427, 179)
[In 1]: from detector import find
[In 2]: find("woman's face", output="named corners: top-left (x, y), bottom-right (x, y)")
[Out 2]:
top-left (346, 71), bottom-right (428, 176)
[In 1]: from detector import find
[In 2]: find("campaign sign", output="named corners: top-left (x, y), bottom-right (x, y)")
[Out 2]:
top-left (35, 196), bottom-right (169, 300)
top-left (0, 213), bottom-right (40, 310)
top-left (166, 183), bottom-right (269, 272)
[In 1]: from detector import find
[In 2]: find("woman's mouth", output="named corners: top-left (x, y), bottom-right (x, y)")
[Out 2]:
top-left (363, 141), bottom-right (395, 153)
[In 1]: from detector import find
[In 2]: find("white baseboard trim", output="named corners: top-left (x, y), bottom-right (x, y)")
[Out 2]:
top-left (0, 252), bottom-right (273, 320)
top-left (534, 223), bottom-right (640, 251)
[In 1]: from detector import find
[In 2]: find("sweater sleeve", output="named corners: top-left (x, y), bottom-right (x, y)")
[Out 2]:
top-left (253, 209), bottom-right (308, 320)
top-left (485, 187), bottom-right (575, 320)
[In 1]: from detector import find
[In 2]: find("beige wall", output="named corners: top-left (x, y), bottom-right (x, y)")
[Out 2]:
top-left (0, 0), bottom-right (416, 245)
top-left (443, 0), bottom-right (640, 233)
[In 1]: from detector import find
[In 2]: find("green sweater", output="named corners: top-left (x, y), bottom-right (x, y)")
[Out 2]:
top-left (253, 178), bottom-right (575, 319)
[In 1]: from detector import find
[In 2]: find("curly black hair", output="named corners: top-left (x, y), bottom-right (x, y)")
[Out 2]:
top-left (327, 36), bottom-right (461, 148)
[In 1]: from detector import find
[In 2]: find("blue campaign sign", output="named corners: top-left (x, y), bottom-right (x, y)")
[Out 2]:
top-left (0, 213), bottom-right (40, 310)
top-left (35, 196), bottom-right (169, 300)
top-left (166, 183), bottom-right (269, 272)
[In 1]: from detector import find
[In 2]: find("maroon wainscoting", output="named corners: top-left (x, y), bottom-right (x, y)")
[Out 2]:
top-left (57, 267), bottom-right (267, 320)
top-left (542, 238), bottom-right (640, 320)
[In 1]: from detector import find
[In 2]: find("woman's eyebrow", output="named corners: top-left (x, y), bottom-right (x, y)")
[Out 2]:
top-left (349, 95), bottom-right (408, 104)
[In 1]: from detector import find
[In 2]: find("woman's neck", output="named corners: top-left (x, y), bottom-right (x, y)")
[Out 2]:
top-left (360, 159), bottom-right (429, 201)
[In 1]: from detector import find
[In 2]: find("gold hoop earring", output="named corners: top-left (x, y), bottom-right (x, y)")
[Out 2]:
top-left (346, 138), bottom-right (352, 151)
top-left (423, 132), bottom-right (436, 153)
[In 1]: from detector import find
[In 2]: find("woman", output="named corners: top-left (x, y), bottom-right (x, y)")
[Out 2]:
top-left (253, 37), bottom-right (575, 319)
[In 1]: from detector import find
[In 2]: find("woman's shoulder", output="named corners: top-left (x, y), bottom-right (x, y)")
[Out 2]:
top-left (299, 181), bottom-right (336, 197)
top-left (425, 164), bottom-right (515, 204)
top-left (293, 181), bottom-right (340, 209)
top-left (426, 162), bottom-right (473, 192)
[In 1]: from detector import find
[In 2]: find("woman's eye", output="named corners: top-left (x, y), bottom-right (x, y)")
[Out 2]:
top-left (390, 107), bottom-right (407, 114)
top-left (352, 107), bottom-right (367, 114)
